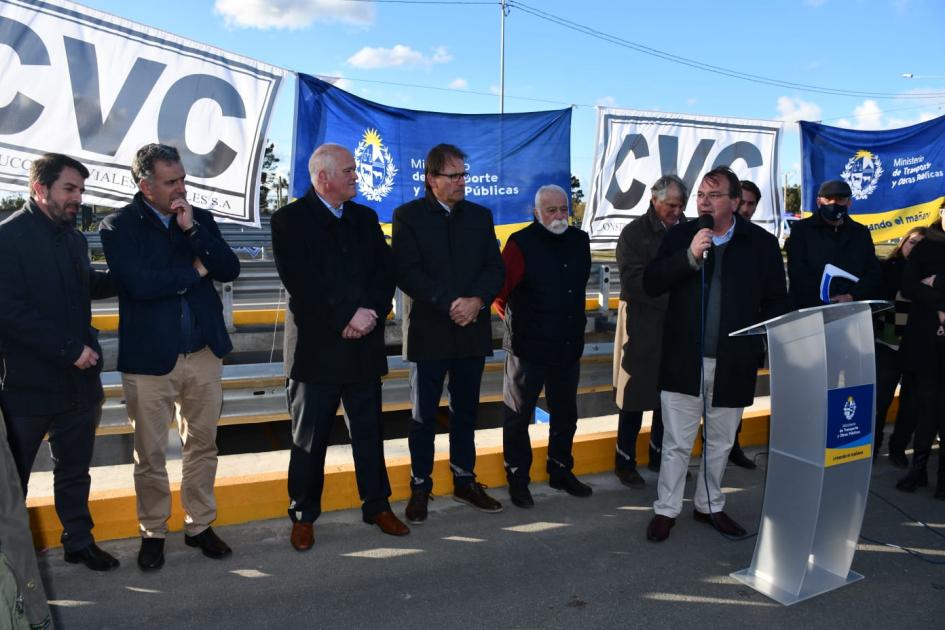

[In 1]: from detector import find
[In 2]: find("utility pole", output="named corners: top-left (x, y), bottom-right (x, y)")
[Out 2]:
top-left (499, 0), bottom-right (508, 114)
top-left (276, 176), bottom-right (288, 208)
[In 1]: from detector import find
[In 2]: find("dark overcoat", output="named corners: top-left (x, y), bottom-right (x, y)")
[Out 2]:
top-left (615, 205), bottom-right (676, 410)
top-left (392, 192), bottom-right (504, 362)
top-left (900, 226), bottom-right (945, 372)
top-left (271, 189), bottom-right (394, 383)
top-left (0, 202), bottom-right (116, 416)
top-left (643, 215), bottom-right (789, 408)
top-left (786, 212), bottom-right (881, 309)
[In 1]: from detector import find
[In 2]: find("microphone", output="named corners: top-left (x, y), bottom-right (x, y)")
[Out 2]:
top-left (697, 214), bottom-right (714, 259)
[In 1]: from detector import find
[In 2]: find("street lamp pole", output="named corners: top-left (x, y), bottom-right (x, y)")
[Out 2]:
top-left (499, 0), bottom-right (508, 114)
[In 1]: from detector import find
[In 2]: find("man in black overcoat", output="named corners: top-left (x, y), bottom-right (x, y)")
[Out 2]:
top-left (271, 144), bottom-right (408, 551)
top-left (392, 144), bottom-right (505, 523)
top-left (642, 167), bottom-right (788, 543)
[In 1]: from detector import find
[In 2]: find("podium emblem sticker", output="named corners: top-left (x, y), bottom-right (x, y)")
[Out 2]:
top-left (825, 384), bottom-right (873, 467)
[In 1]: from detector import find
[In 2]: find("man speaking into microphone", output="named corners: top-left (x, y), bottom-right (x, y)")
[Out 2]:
top-left (642, 167), bottom-right (788, 543)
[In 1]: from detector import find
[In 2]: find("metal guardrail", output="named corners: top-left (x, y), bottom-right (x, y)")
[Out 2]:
top-left (96, 343), bottom-right (616, 437)
top-left (87, 216), bottom-right (621, 326)
top-left (90, 259), bottom-right (621, 330)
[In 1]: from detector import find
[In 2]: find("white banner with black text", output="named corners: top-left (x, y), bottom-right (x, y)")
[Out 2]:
top-left (0, 0), bottom-right (284, 225)
top-left (583, 107), bottom-right (782, 250)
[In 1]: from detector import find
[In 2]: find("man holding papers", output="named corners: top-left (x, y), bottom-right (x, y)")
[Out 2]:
top-left (786, 179), bottom-right (881, 309)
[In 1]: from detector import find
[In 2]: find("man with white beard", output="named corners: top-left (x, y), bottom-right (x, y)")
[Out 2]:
top-left (494, 185), bottom-right (593, 508)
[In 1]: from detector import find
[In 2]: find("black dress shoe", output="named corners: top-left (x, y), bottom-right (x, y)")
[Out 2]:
top-left (64, 543), bottom-right (119, 572)
top-left (896, 468), bottom-right (929, 492)
top-left (184, 527), bottom-right (232, 559)
top-left (138, 538), bottom-right (165, 571)
top-left (646, 515), bottom-right (675, 542)
top-left (694, 510), bottom-right (747, 537)
top-left (888, 449), bottom-right (909, 469)
top-left (728, 447), bottom-right (757, 470)
top-left (508, 482), bottom-right (535, 508)
top-left (549, 472), bottom-right (592, 498)
top-left (615, 467), bottom-right (645, 489)
top-left (405, 488), bottom-right (431, 524)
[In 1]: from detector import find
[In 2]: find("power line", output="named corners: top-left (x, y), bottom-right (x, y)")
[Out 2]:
top-left (344, 0), bottom-right (497, 4)
top-left (313, 73), bottom-right (579, 108)
top-left (509, 1), bottom-right (945, 101)
top-left (311, 73), bottom-right (945, 127)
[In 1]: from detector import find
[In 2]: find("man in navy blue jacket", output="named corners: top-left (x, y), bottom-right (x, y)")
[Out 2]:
top-left (100, 144), bottom-right (240, 571)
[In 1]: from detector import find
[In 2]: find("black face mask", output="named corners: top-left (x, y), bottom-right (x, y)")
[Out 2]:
top-left (819, 202), bottom-right (848, 222)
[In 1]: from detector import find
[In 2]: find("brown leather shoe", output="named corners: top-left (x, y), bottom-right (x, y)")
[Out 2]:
top-left (694, 510), bottom-right (747, 537)
top-left (453, 482), bottom-right (503, 513)
top-left (364, 510), bottom-right (410, 536)
top-left (290, 521), bottom-right (314, 551)
top-left (405, 488), bottom-right (431, 524)
top-left (646, 515), bottom-right (675, 542)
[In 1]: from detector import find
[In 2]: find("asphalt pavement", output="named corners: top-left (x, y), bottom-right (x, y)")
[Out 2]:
top-left (38, 448), bottom-right (945, 629)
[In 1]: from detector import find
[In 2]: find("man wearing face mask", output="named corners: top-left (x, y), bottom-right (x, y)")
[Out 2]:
top-left (494, 185), bottom-right (592, 508)
top-left (786, 179), bottom-right (881, 309)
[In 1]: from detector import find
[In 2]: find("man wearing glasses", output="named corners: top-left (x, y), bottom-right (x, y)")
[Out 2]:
top-left (392, 144), bottom-right (505, 523)
top-left (493, 185), bottom-right (592, 508)
top-left (643, 167), bottom-right (788, 542)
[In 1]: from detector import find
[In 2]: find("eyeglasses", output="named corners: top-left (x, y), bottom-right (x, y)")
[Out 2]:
top-left (695, 191), bottom-right (732, 201)
top-left (435, 171), bottom-right (467, 183)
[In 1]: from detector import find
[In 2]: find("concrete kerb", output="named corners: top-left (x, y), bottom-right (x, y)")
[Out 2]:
top-left (25, 403), bottom-right (777, 549)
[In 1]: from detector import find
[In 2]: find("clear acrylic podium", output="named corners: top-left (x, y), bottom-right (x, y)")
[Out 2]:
top-left (728, 301), bottom-right (889, 606)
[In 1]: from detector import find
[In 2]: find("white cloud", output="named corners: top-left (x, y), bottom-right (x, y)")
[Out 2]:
top-left (835, 98), bottom-right (943, 130)
top-left (596, 96), bottom-right (617, 107)
top-left (488, 85), bottom-right (500, 95)
top-left (775, 95), bottom-right (822, 122)
top-left (804, 0), bottom-right (828, 7)
top-left (448, 78), bottom-right (468, 89)
top-left (687, 97), bottom-right (697, 106)
top-left (214, 0), bottom-right (374, 30)
top-left (347, 44), bottom-right (452, 69)
top-left (887, 110), bottom-right (939, 128)
top-left (841, 100), bottom-right (884, 130)
top-left (431, 46), bottom-right (453, 64)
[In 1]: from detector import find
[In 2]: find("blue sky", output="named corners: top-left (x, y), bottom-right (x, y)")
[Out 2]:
top-left (77, 0), bottom-right (945, 194)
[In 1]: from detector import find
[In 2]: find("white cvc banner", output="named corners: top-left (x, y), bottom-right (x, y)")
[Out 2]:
top-left (582, 107), bottom-right (783, 250)
top-left (0, 0), bottom-right (284, 225)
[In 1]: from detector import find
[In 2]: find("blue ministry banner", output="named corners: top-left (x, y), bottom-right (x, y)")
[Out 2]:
top-left (801, 116), bottom-right (945, 242)
top-left (292, 74), bottom-right (571, 235)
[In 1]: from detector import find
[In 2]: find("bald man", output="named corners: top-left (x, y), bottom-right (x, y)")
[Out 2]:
top-left (271, 143), bottom-right (408, 551)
